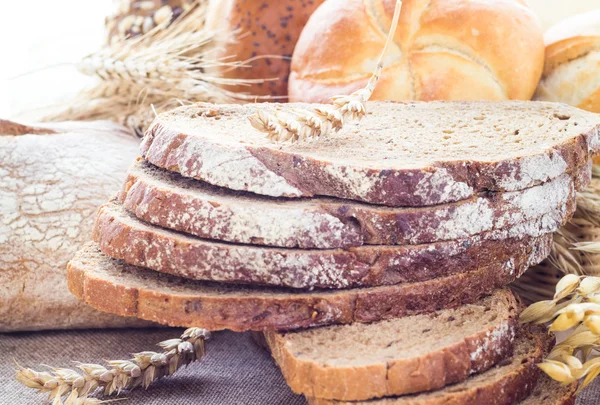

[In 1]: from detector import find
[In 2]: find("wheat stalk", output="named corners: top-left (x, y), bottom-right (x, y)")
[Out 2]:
top-left (46, 0), bottom-right (260, 136)
top-left (248, 0), bottom-right (402, 143)
top-left (16, 328), bottom-right (210, 405)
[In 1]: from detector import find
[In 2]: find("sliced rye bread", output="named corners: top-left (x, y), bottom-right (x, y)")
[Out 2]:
top-left (68, 243), bottom-right (542, 331)
top-left (140, 101), bottom-right (600, 207)
top-left (264, 289), bottom-right (519, 401)
top-left (520, 376), bottom-right (577, 405)
top-left (94, 201), bottom-right (556, 289)
top-left (306, 328), bottom-right (550, 405)
top-left (119, 158), bottom-right (578, 249)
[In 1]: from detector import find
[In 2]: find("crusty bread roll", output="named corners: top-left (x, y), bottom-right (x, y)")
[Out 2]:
top-left (0, 119), bottom-right (151, 332)
top-left (289, 0), bottom-right (545, 103)
top-left (204, 0), bottom-right (325, 97)
top-left (534, 10), bottom-right (600, 113)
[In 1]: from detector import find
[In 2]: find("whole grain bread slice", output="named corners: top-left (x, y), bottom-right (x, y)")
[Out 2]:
top-left (94, 201), bottom-right (555, 289)
top-left (520, 376), bottom-right (577, 405)
top-left (264, 289), bottom-right (519, 401)
top-left (306, 328), bottom-right (549, 405)
top-left (141, 101), bottom-right (600, 207)
top-left (119, 158), bottom-right (577, 248)
top-left (68, 243), bottom-right (541, 331)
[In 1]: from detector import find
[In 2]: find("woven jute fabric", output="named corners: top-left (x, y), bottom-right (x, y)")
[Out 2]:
top-left (0, 328), bottom-right (304, 404)
top-left (0, 328), bottom-right (597, 404)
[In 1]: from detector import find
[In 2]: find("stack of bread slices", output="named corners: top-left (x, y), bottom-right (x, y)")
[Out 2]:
top-left (68, 101), bottom-right (600, 404)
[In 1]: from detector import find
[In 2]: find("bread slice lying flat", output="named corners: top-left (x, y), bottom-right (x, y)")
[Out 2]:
top-left (94, 201), bottom-right (555, 289)
top-left (264, 289), bottom-right (519, 401)
top-left (306, 328), bottom-right (549, 404)
top-left (120, 159), bottom-right (577, 249)
top-left (520, 376), bottom-right (577, 405)
top-left (141, 101), bottom-right (599, 207)
top-left (68, 244), bottom-right (538, 331)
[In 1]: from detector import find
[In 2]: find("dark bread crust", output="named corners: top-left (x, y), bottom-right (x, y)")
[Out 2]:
top-left (265, 290), bottom-right (520, 401)
top-left (520, 377), bottom-right (577, 405)
top-left (119, 158), bottom-right (578, 248)
top-left (93, 201), bottom-right (555, 289)
top-left (69, 243), bottom-right (543, 331)
top-left (140, 102), bottom-right (600, 207)
top-left (306, 329), bottom-right (550, 405)
top-left (204, 0), bottom-right (326, 97)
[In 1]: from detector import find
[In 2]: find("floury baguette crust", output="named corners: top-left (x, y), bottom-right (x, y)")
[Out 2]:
top-left (93, 201), bottom-right (557, 289)
top-left (264, 289), bottom-right (519, 401)
top-left (119, 159), bottom-right (578, 248)
top-left (0, 119), bottom-right (151, 332)
top-left (68, 244), bottom-right (545, 331)
top-left (140, 101), bottom-right (600, 207)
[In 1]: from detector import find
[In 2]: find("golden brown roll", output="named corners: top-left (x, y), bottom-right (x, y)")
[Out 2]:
top-left (534, 10), bottom-right (600, 113)
top-left (289, 0), bottom-right (545, 103)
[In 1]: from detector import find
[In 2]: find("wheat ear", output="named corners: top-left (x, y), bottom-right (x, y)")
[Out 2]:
top-left (248, 0), bottom-right (402, 143)
top-left (16, 328), bottom-right (210, 405)
top-left (46, 0), bottom-right (260, 136)
top-left (520, 274), bottom-right (600, 391)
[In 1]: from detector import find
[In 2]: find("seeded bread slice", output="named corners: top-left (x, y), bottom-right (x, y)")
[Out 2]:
top-left (94, 201), bottom-right (556, 289)
top-left (264, 289), bottom-right (519, 401)
top-left (141, 101), bottom-right (600, 207)
top-left (119, 159), bottom-right (577, 249)
top-left (306, 328), bottom-right (549, 405)
top-left (67, 243), bottom-right (542, 331)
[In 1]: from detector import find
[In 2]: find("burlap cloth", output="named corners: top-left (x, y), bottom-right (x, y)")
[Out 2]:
top-left (1, 328), bottom-right (598, 404)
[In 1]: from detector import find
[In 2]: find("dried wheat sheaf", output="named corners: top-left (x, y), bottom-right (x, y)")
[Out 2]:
top-left (47, 1), bottom-right (259, 136)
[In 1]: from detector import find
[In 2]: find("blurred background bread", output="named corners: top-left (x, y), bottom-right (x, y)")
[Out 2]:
top-left (289, 0), bottom-right (545, 103)
top-left (534, 10), bottom-right (600, 113)
top-left (0, 120), bottom-right (151, 332)
top-left (105, 0), bottom-right (325, 99)
top-left (204, 0), bottom-right (325, 98)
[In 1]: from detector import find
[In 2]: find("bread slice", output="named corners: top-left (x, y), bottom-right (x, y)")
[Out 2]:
top-left (141, 101), bottom-right (599, 207)
top-left (94, 201), bottom-right (555, 289)
top-left (68, 243), bottom-right (540, 331)
top-left (520, 376), bottom-right (577, 405)
top-left (264, 289), bottom-right (519, 401)
top-left (119, 158), bottom-right (577, 249)
top-left (306, 328), bottom-right (549, 404)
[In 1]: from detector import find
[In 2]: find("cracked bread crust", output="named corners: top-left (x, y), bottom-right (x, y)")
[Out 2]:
top-left (140, 101), bottom-right (599, 207)
top-left (68, 243), bottom-right (546, 331)
top-left (0, 120), bottom-right (151, 332)
top-left (93, 201), bottom-right (556, 289)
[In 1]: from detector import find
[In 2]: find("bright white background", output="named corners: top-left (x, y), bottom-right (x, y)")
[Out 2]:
top-left (0, 0), bottom-right (112, 118)
top-left (0, 0), bottom-right (598, 120)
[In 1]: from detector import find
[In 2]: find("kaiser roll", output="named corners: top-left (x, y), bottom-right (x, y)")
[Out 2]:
top-left (534, 10), bottom-right (600, 113)
top-left (289, 0), bottom-right (545, 103)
